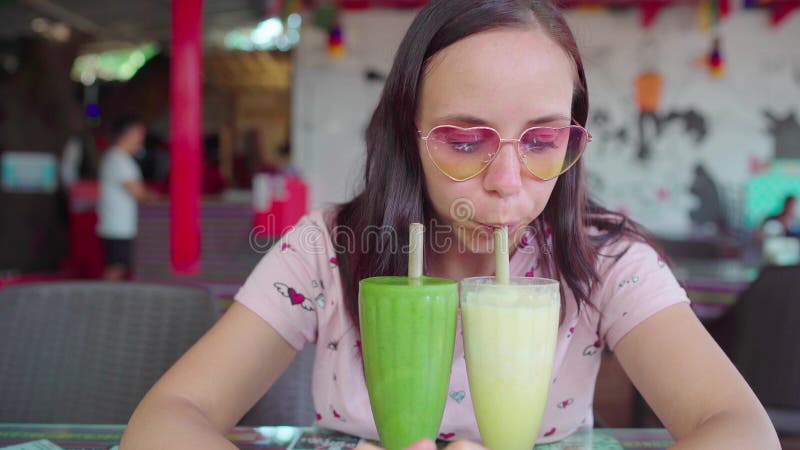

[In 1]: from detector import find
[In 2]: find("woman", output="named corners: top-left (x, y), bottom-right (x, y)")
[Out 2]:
top-left (121, 1), bottom-right (779, 449)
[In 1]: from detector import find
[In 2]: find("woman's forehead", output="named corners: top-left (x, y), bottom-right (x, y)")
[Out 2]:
top-left (419, 28), bottom-right (575, 127)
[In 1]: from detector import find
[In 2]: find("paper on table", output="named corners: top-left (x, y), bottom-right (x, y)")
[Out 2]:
top-left (0, 440), bottom-right (64, 450)
top-left (287, 428), bottom-right (365, 450)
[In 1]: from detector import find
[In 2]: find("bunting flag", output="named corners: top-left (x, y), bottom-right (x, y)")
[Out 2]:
top-left (338, 0), bottom-right (427, 8)
top-left (640, 1), bottom-right (670, 28)
top-left (770, 1), bottom-right (800, 26)
top-left (699, 0), bottom-right (730, 30)
top-left (314, 3), bottom-right (339, 30)
top-left (699, 0), bottom-right (712, 29)
top-left (281, 0), bottom-right (303, 20)
top-left (743, 0), bottom-right (800, 27)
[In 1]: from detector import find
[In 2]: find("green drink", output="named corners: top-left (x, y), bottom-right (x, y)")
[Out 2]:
top-left (359, 276), bottom-right (458, 450)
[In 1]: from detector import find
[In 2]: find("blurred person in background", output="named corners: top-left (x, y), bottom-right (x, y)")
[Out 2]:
top-left (758, 194), bottom-right (798, 239)
top-left (764, 195), bottom-right (798, 237)
top-left (96, 115), bottom-right (156, 281)
top-left (203, 134), bottom-right (227, 196)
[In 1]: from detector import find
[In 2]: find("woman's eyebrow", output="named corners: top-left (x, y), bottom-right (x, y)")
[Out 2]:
top-left (431, 114), bottom-right (489, 126)
top-left (525, 114), bottom-right (572, 126)
top-left (430, 113), bottom-right (572, 128)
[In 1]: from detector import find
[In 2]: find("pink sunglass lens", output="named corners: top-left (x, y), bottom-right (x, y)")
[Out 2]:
top-left (519, 126), bottom-right (587, 179)
top-left (429, 127), bottom-right (499, 154)
top-left (426, 127), bottom-right (499, 180)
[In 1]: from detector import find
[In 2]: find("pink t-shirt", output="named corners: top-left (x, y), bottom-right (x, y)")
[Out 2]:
top-left (235, 208), bottom-right (689, 444)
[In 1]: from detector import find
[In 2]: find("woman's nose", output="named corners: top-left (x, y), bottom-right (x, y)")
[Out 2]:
top-left (482, 141), bottom-right (523, 198)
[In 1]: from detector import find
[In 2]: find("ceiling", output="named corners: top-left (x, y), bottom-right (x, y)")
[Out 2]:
top-left (205, 51), bottom-right (292, 90)
top-left (0, 0), bottom-right (436, 50)
top-left (4, 0), bottom-right (749, 55)
top-left (0, 0), bottom-right (266, 51)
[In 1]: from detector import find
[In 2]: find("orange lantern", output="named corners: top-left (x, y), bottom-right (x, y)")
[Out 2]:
top-left (636, 71), bottom-right (663, 113)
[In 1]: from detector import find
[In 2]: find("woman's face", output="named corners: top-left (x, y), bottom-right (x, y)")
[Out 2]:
top-left (417, 27), bottom-right (576, 253)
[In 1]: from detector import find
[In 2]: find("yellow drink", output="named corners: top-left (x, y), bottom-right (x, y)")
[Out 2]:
top-left (461, 277), bottom-right (560, 450)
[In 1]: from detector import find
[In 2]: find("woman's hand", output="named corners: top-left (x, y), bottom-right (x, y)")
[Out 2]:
top-left (354, 439), bottom-right (487, 450)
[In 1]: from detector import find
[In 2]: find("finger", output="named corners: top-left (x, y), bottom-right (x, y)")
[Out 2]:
top-left (353, 439), bottom-right (437, 450)
top-left (406, 439), bottom-right (437, 450)
top-left (353, 443), bottom-right (383, 450)
top-left (446, 440), bottom-right (488, 450)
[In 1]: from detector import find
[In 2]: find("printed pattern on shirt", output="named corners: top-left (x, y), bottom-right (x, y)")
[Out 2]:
top-left (273, 282), bottom-right (324, 311)
top-left (234, 211), bottom-right (689, 445)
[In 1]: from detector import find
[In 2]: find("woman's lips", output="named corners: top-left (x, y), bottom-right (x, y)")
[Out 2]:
top-left (477, 221), bottom-right (523, 233)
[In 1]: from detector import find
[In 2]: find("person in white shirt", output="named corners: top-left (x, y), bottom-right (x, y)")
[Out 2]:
top-left (96, 115), bottom-right (151, 281)
top-left (60, 135), bottom-right (83, 189)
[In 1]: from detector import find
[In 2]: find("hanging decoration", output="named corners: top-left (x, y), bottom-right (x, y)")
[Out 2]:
top-left (561, 1), bottom-right (681, 28)
top-left (635, 71), bottom-right (663, 113)
top-left (328, 24), bottom-right (346, 57)
top-left (313, 3), bottom-right (339, 29)
top-left (699, 0), bottom-right (730, 30)
top-left (280, 0), bottom-right (304, 21)
top-left (708, 36), bottom-right (725, 78)
top-left (635, 70), bottom-right (663, 161)
top-left (312, 2), bottom-right (345, 58)
top-left (743, 0), bottom-right (800, 27)
top-left (698, 0), bottom-right (727, 78)
top-left (338, 0), bottom-right (427, 9)
top-left (771, 1), bottom-right (800, 26)
top-left (639, 1), bottom-right (670, 28)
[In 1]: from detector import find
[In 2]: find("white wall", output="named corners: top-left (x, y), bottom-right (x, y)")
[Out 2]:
top-left (570, 6), bottom-right (800, 236)
top-left (291, 6), bottom-right (800, 236)
top-left (291, 10), bottom-right (417, 210)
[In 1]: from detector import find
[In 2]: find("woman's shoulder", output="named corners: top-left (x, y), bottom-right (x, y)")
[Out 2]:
top-left (293, 205), bottom-right (340, 239)
top-left (297, 206), bottom-right (338, 230)
top-left (582, 216), bottom-right (688, 350)
top-left (584, 213), bottom-right (664, 275)
top-left (272, 207), bottom-right (343, 272)
top-left (284, 207), bottom-right (339, 245)
top-left (248, 206), bottom-right (340, 264)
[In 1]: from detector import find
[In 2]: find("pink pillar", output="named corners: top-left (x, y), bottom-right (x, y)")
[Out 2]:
top-left (170, 0), bottom-right (203, 274)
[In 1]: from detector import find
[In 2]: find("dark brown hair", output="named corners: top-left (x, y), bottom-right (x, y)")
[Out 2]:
top-left (109, 114), bottom-right (144, 143)
top-left (334, 0), bottom-right (654, 329)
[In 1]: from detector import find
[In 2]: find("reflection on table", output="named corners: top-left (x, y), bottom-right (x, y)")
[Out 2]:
top-left (0, 424), bottom-right (675, 450)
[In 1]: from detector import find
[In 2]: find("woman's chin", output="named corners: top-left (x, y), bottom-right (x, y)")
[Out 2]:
top-left (453, 227), bottom-right (496, 254)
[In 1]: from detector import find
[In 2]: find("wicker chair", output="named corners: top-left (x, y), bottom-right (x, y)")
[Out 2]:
top-left (729, 265), bottom-right (800, 434)
top-left (0, 281), bottom-right (217, 424)
top-left (0, 281), bottom-right (317, 427)
top-left (239, 343), bottom-right (316, 426)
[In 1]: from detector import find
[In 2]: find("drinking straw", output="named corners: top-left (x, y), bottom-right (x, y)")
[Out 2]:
top-left (494, 226), bottom-right (510, 284)
top-left (408, 223), bottom-right (424, 283)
